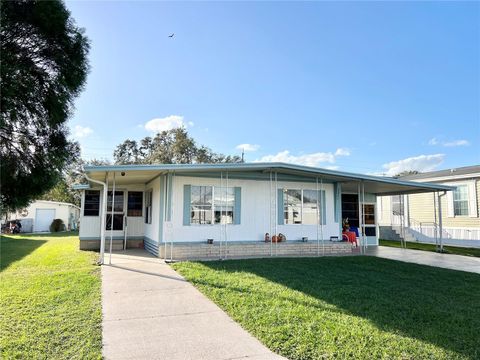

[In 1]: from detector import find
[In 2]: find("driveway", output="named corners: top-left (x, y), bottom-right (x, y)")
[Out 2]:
top-left (101, 249), bottom-right (286, 360)
top-left (367, 246), bottom-right (480, 274)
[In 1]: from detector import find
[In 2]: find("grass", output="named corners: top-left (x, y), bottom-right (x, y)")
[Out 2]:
top-left (380, 239), bottom-right (480, 258)
top-left (173, 257), bottom-right (480, 360)
top-left (0, 232), bottom-right (102, 359)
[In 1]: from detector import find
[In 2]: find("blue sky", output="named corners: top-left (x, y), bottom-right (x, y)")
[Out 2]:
top-left (66, 1), bottom-right (479, 176)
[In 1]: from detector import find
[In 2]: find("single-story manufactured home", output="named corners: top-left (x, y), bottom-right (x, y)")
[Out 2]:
top-left (74, 163), bottom-right (452, 262)
top-left (2, 200), bottom-right (80, 233)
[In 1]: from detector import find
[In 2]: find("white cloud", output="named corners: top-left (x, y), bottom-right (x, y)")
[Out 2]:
top-left (236, 143), bottom-right (260, 152)
top-left (144, 115), bottom-right (190, 133)
top-left (382, 154), bottom-right (445, 177)
top-left (334, 148), bottom-right (350, 156)
top-left (254, 147), bottom-right (351, 167)
top-left (187, 121), bottom-right (195, 127)
top-left (443, 139), bottom-right (470, 147)
top-left (73, 125), bottom-right (93, 138)
top-left (428, 137), bottom-right (470, 147)
top-left (428, 137), bottom-right (438, 145)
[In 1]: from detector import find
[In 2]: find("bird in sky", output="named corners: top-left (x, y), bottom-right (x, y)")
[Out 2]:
top-left (168, 33), bottom-right (174, 38)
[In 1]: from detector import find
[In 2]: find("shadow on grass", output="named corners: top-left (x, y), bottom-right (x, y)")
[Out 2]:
top-left (0, 235), bottom-right (47, 271)
top-left (200, 256), bottom-right (480, 359)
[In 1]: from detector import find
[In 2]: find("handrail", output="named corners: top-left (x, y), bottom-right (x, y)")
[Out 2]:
top-left (390, 210), bottom-right (451, 240)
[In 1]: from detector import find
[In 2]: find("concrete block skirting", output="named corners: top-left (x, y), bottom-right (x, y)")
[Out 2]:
top-left (79, 238), bottom-right (144, 251)
top-left (159, 241), bottom-right (354, 261)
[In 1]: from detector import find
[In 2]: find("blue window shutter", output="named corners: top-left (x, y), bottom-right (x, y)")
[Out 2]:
top-left (183, 185), bottom-right (191, 226)
top-left (234, 187), bottom-right (241, 224)
top-left (277, 189), bottom-right (284, 225)
top-left (334, 183), bottom-right (341, 223)
top-left (320, 190), bottom-right (326, 225)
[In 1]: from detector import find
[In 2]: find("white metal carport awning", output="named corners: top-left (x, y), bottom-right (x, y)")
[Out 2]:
top-left (80, 162), bottom-right (454, 195)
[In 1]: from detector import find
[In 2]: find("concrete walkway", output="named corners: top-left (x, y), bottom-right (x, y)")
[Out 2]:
top-left (367, 246), bottom-right (480, 274)
top-left (101, 250), bottom-right (286, 360)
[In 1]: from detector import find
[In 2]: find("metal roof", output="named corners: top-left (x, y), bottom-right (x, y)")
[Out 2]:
top-left (400, 165), bottom-right (480, 181)
top-left (81, 162), bottom-right (454, 195)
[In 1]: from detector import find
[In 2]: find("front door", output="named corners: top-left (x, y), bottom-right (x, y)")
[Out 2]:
top-left (106, 190), bottom-right (124, 231)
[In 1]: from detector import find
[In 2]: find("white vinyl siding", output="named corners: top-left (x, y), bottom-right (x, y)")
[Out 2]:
top-left (467, 181), bottom-right (478, 218)
top-left (173, 176), bottom-right (341, 243)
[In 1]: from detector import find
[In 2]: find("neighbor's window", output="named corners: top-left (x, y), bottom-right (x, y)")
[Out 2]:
top-left (145, 190), bottom-right (152, 224)
top-left (453, 185), bottom-right (469, 216)
top-left (190, 186), bottom-right (235, 225)
top-left (84, 190), bottom-right (100, 216)
top-left (127, 191), bottom-right (143, 217)
top-left (284, 189), bottom-right (322, 225)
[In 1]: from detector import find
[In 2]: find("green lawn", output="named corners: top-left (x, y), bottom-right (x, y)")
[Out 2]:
top-left (174, 257), bottom-right (480, 360)
top-left (0, 232), bottom-right (102, 359)
top-left (380, 239), bottom-right (480, 258)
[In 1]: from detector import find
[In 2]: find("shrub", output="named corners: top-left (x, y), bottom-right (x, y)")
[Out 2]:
top-left (50, 219), bottom-right (65, 232)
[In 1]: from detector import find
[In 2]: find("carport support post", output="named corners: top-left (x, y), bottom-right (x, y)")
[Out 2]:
top-left (226, 171), bottom-right (229, 259)
top-left (164, 174), bottom-right (168, 262)
top-left (101, 181), bottom-right (108, 263)
top-left (362, 181), bottom-right (366, 253)
top-left (170, 172), bottom-right (175, 262)
top-left (433, 192), bottom-right (438, 250)
top-left (220, 171), bottom-right (224, 259)
top-left (316, 177), bottom-right (320, 256)
top-left (109, 172), bottom-right (116, 265)
top-left (269, 171), bottom-right (273, 257)
top-left (357, 183), bottom-right (363, 254)
top-left (321, 177), bottom-right (325, 256)
top-left (438, 192), bottom-right (444, 253)
top-left (84, 171), bottom-right (108, 264)
top-left (275, 171), bottom-right (278, 256)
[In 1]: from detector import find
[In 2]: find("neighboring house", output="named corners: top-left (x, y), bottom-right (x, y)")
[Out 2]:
top-left (379, 165), bottom-right (480, 247)
top-left (74, 163), bottom-right (451, 262)
top-left (4, 200), bottom-right (80, 233)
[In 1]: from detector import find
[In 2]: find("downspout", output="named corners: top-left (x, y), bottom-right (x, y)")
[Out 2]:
top-left (84, 171), bottom-right (108, 265)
